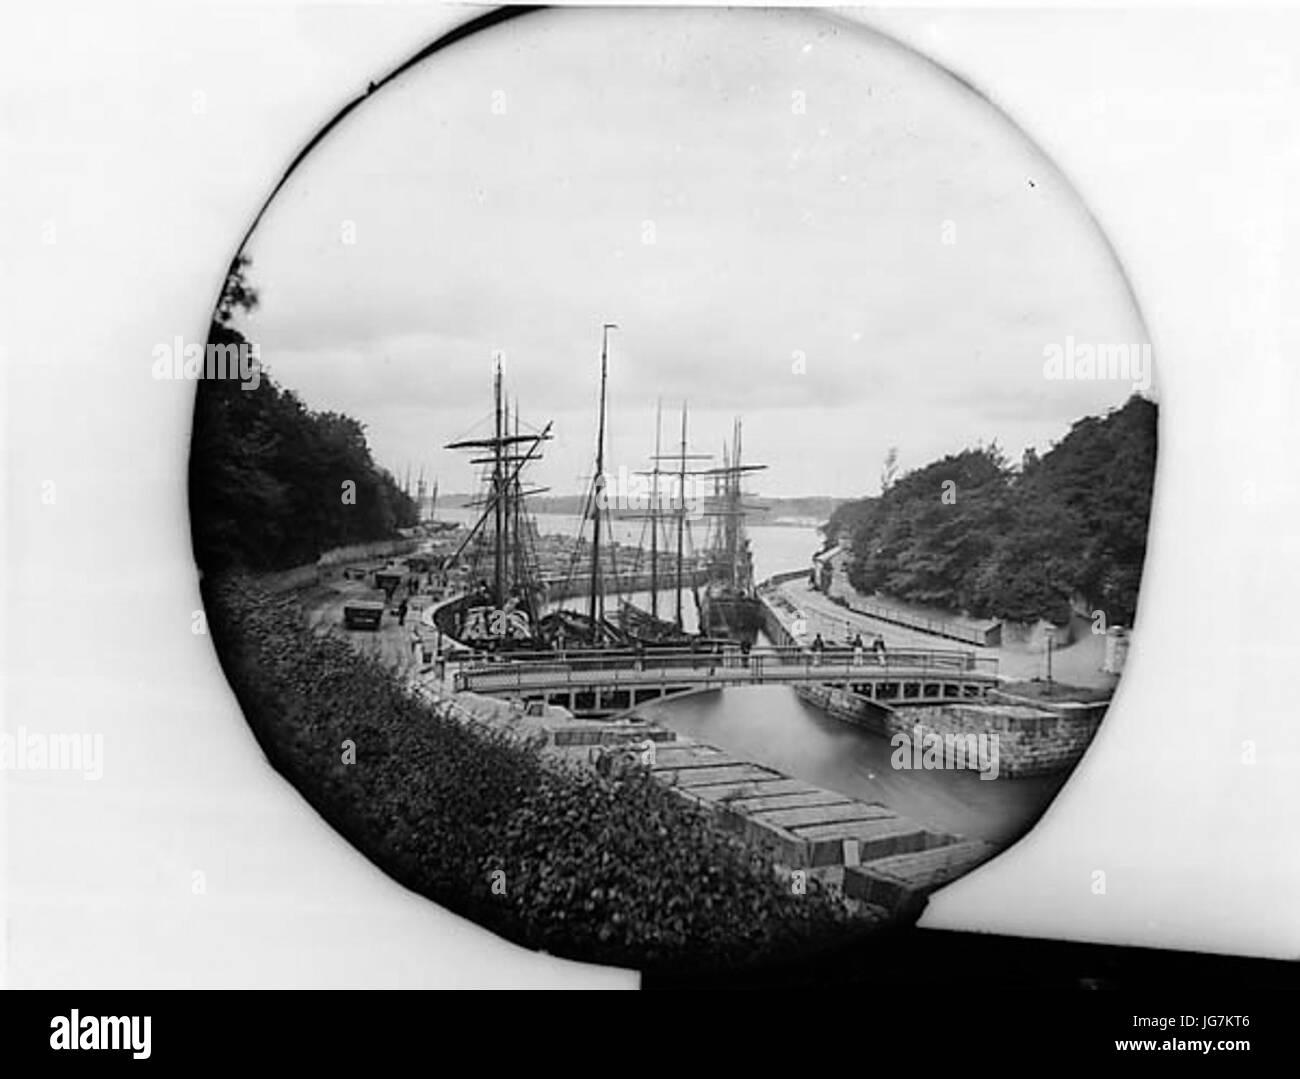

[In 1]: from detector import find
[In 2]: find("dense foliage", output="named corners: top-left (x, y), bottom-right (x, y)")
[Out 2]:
top-left (205, 577), bottom-right (862, 974)
top-left (189, 257), bottom-right (417, 572)
top-left (825, 396), bottom-right (1157, 626)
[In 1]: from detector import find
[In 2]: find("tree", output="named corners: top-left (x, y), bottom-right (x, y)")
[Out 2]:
top-left (189, 257), bottom-right (418, 573)
top-left (827, 397), bottom-right (1157, 625)
top-left (214, 254), bottom-right (259, 329)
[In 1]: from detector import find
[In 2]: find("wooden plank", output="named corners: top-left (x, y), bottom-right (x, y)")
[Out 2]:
top-left (658, 764), bottom-right (784, 788)
top-left (752, 803), bottom-right (897, 830)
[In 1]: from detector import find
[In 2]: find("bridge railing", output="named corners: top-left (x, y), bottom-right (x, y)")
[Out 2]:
top-left (450, 644), bottom-right (998, 690)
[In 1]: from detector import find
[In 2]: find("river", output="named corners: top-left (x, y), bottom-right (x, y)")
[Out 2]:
top-left (439, 507), bottom-right (1069, 844)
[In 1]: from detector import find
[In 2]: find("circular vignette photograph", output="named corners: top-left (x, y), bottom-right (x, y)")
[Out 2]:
top-left (186, 5), bottom-right (1158, 979)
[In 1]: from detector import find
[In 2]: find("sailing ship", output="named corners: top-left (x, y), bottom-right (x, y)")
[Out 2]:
top-left (442, 357), bottom-right (553, 649)
top-left (697, 418), bottom-right (766, 646)
top-left (537, 322), bottom-right (632, 648)
top-left (439, 329), bottom-right (765, 653)
top-left (616, 400), bottom-right (712, 645)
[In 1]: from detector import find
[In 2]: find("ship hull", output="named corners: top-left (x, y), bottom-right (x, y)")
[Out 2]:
top-left (617, 599), bottom-right (698, 646)
top-left (699, 589), bottom-right (763, 646)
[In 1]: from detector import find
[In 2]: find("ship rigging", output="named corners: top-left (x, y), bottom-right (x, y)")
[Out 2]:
top-left (439, 331), bottom-right (767, 653)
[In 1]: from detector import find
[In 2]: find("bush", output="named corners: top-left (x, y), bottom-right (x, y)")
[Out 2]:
top-left (837, 397), bottom-right (1157, 625)
top-left (203, 575), bottom-right (865, 975)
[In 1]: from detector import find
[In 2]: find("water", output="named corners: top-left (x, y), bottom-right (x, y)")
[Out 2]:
top-left (439, 507), bottom-right (817, 585)
top-left (638, 687), bottom-right (1068, 845)
top-left (439, 506), bottom-right (1069, 843)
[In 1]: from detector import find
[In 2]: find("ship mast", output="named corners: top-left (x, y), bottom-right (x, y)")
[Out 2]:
top-left (444, 358), bottom-right (552, 621)
top-left (493, 359), bottom-right (505, 607)
top-left (701, 416), bottom-right (767, 595)
top-left (719, 437), bottom-right (729, 587)
top-left (650, 400), bottom-right (661, 619)
top-left (732, 418), bottom-right (742, 589)
top-left (676, 402), bottom-right (688, 629)
top-left (503, 396), bottom-right (512, 598)
top-left (625, 397), bottom-right (709, 635)
top-left (587, 323), bottom-right (617, 636)
top-left (513, 398), bottom-right (522, 604)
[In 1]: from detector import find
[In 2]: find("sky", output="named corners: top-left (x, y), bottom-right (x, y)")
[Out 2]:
top-left (234, 5), bottom-right (1153, 500)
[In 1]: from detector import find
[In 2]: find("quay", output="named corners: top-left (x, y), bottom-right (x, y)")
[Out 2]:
top-left (408, 678), bottom-right (995, 919)
top-left (305, 541), bottom-right (1101, 919)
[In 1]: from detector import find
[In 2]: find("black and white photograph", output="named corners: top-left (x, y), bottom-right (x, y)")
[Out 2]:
top-left (5, 0), bottom-right (1300, 1035)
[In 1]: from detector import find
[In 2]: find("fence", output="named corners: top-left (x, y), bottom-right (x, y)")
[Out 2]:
top-left (451, 644), bottom-right (996, 692)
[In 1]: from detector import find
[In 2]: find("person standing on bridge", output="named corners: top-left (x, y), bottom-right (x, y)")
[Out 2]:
top-left (811, 632), bottom-right (825, 666)
top-left (873, 634), bottom-right (887, 664)
top-left (852, 633), bottom-right (864, 667)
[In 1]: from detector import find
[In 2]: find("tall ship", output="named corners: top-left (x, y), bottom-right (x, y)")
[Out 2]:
top-left (540, 322), bottom-right (630, 648)
top-left (442, 357), bottom-right (554, 650)
top-left (616, 399), bottom-right (712, 645)
top-left (442, 324), bottom-right (645, 652)
top-left (697, 418), bottom-right (766, 646)
top-left (439, 327), bottom-right (747, 653)
top-left (413, 470), bottom-right (455, 532)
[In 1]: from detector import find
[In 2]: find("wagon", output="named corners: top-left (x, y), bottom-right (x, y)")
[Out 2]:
top-left (374, 567), bottom-right (406, 593)
top-left (342, 599), bottom-right (386, 631)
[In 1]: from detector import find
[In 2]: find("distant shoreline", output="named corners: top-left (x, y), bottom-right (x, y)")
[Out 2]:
top-left (764, 517), bottom-right (827, 529)
top-left (440, 501), bottom-right (833, 531)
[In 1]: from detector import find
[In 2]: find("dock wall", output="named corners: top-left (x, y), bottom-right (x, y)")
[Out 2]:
top-left (259, 537), bottom-right (420, 594)
top-left (797, 685), bottom-right (1104, 778)
top-left (897, 702), bottom-right (1104, 777)
top-left (541, 567), bottom-right (709, 604)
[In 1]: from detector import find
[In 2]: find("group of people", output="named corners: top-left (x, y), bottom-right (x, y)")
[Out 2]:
top-left (809, 629), bottom-right (886, 664)
top-left (390, 565), bottom-right (446, 625)
top-left (380, 576), bottom-right (425, 626)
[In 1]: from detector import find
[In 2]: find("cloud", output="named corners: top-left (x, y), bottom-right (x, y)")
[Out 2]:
top-left (234, 6), bottom-right (1149, 497)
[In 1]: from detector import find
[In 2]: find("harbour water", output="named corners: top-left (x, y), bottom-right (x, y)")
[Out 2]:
top-left (637, 686), bottom-right (1068, 845)
top-left (440, 507), bottom-right (1070, 844)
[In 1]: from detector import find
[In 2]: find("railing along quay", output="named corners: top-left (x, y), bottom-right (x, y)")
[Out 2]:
top-left (451, 645), bottom-right (997, 692)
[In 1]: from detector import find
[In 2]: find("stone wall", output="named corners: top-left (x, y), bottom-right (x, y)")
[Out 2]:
top-left (759, 595), bottom-right (799, 647)
top-left (985, 689), bottom-right (1110, 724)
top-left (260, 563), bottom-right (324, 594)
top-left (999, 617), bottom-right (1073, 652)
top-left (257, 537), bottom-right (421, 594)
top-left (759, 568), bottom-right (812, 591)
top-left (794, 684), bottom-right (893, 736)
top-left (316, 537), bottom-right (419, 569)
top-left (542, 567), bottom-right (708, 603)
top-left (896, 701), bottom-right (1105, 778)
